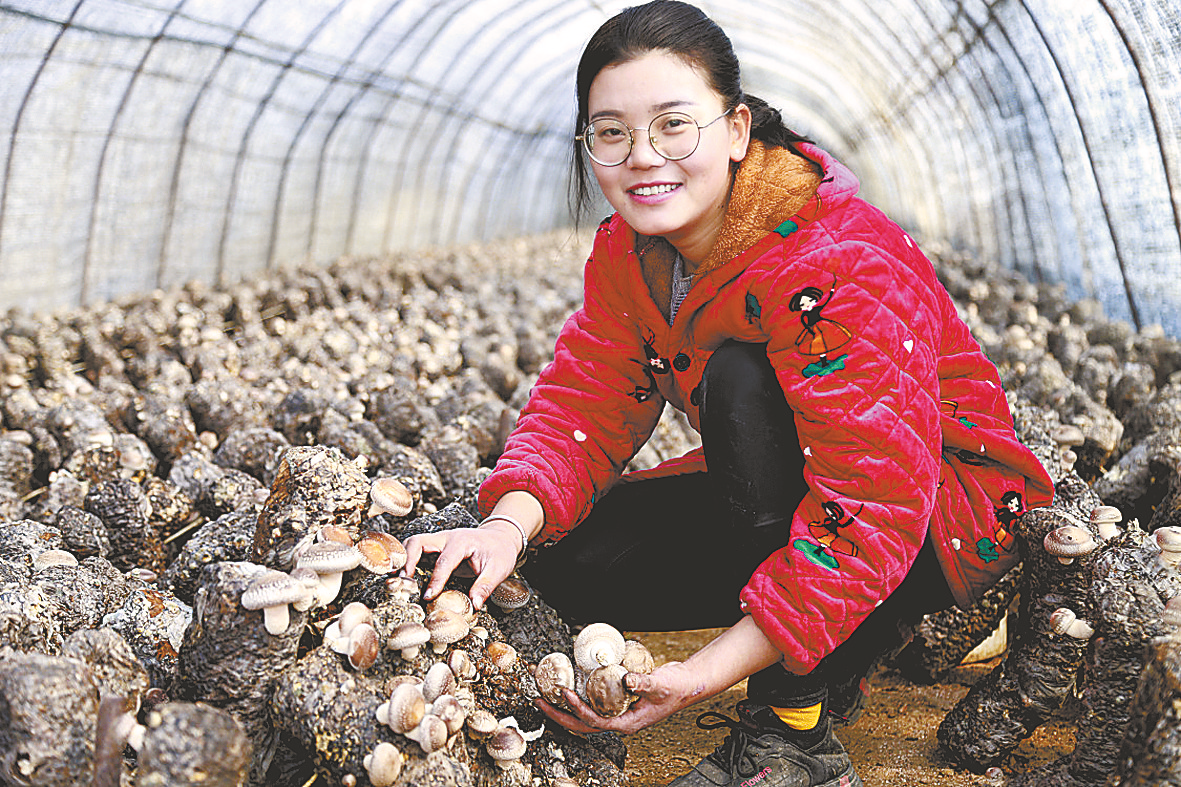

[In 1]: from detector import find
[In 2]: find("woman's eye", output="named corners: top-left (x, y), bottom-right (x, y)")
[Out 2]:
top-left (596, 126), bottom-right (626, 142)
top-left (659, 117), bottom-right (691, 134)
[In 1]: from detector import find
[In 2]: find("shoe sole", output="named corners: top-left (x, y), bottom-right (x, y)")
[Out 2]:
top-left (817, 770), bottom-right (863, 787)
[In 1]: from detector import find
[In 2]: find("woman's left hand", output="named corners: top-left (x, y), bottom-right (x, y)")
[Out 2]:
top-left (535, 661), bottom-right (702, 735)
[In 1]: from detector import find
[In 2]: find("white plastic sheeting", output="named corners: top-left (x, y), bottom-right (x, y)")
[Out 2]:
top-left (0, 0), bottom-right (1178, 336)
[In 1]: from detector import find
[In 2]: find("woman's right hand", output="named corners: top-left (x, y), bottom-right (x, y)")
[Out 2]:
top-left (401, 491), bottom-right (543, 609)
top-left (402, 522), bottom-right (520, 609)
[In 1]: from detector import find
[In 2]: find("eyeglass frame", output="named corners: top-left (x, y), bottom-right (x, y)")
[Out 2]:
top-left (575, 108), bottom-right (734, 167)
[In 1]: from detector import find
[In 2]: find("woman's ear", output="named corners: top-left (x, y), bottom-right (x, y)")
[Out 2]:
top-left (729, 103), bottom-right (752, 162)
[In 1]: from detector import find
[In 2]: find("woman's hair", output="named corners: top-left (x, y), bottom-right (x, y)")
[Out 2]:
top-left (570, 0), bottom-right (814, 219)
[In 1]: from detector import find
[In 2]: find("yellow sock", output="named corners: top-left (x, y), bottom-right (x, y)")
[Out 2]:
top-left (772, 702), bottom-right (822, 731)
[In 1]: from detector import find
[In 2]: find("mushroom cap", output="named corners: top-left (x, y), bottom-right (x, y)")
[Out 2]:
top-left (574, 622), bottom-right (626, 672)
top-left (1163, 596), bottom-right (1181, 629)
top-left (466, 708), bottom-right (499, 739)
top-left (535, 652), bottom-right (576, 707)
top-left (486, 725), bottom-right (527, 763)
top-left (425, 608), bottom-right (470, 647)
top-left (296, 540), bottom-right (363, 574)
top-left (489, 576), bottom-right (533, 610)
top-left (357, 531), bottom-right (407, 574)
top-left (427, 589), bottom-right (476, 623)
top-left (386, 575), bottom-right (419, 601)
top-left (388, 621), bottom-right (430, 652)
top-left (422, 661), bottom-right (456, 703)
top-left (288, 566), bottom-right (321, 611)
top-left (485, 641), bottom-right (518, 672)
top-left (369, 476), bottom-right (414, 517)
top-left (337, 601), bottom-right (373, 637)
top-left (584, 663), bottom-right (632, 717)
top-left (317, 524), bottom-right (355, 545)
top-left (448, 649), bottom-right (477, 681)
top-left (621, 640), bottom-right (655, 675)
top-left (408, 714), bottom-right (448, 754)
top-left (1154, 526), bottom-right (1181, 553)
top-left (1049, 606), bottom-right (1077, 635)
top-left (32, 549), bottom-right (79, 572)
top-left (347, 622), bottom-right (380, 670)
top-left (379, 682), bottom-right (426, 733)
top-left (241, 569), bottom-right (310, 610)
top-left (1050, 424), bottom-right (1086, 447)
top-left (1043, 525), bottom-right (1098, 558)
top-left (430, 693), bottom-right (466, 736)
top-left (1090, 505), bottom-right (1122, 525)
top-left (363, 742), bottom-right (402, 787)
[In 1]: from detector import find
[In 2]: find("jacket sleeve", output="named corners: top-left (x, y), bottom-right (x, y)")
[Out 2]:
top-left (478, 238), bottom-right (665, 543)
top-left (739, 228), bottom-right (946, 674)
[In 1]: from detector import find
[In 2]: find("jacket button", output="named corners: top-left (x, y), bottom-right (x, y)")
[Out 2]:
top-left (689, 386), bottom-right (702, 406)
top-left (673, 353), bottom-right (691, 372)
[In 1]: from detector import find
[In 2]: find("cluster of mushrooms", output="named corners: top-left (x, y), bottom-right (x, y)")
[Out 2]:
top-left (535, 623), bottom-right (655, 718)
top-left (236, 477), bottom-right (552, 786)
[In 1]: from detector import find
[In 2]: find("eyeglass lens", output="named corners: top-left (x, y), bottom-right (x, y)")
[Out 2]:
top-left (583, 111), bottom-right (703, 166)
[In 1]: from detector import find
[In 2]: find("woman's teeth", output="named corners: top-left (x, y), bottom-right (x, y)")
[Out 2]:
top-left (631, 184), bottom-right (676, 196)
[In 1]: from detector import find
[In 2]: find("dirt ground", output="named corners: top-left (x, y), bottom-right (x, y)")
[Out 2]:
top-left (620, 628), bottom-right (1076, 787)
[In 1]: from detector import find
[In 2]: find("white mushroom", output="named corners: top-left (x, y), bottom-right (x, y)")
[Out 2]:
top-left (621, 640), bottom-right (655, 675)
top-left (363, 741), bottom-right (402, 787)
top-left (584, 663), bottom-right (633, 717)
top-left (240, 570), bottom-right (311, 635)
top-left (534, 652), bottom-right (576, 709)
top-left (32, 549), bottom-right (78, 572)
top-left (485, 641), bottom-right (518, 672)
top-left (1090, 505), bottom-right (1123, 542)
top-left (296, 540), bottom-right (363, 605)
top-left (573, 622), bottom-right (626, 672)
top-left (347, 622), bottom-right (380, 671)
top-left (422, 661), bottom-right (456, 703)
top-left (405, 713), bottom-right (448, 754)
top-left (376, 682), bottom-right (425, 733)
top-left (1049, 607), bottom-right (1094, 639)
top-left (387, 621), bottom-right (431, 661)
top-left (1043, 525), bottom-right (1098, 565)
top-left (424, 608), bottom-right (470, 654)
top-left (357, 531), bottom-right (407, 574)
top-left (485, 724), bottom-right (527, 770)
top-left (430, 693), bottom-right (466, 736)
top-left (1154, 526), bottom-right (1181, 570)
top-left (368, 476), bottom-right (414, 518)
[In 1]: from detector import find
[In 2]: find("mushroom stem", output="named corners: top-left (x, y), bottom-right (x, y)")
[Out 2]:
top-left (263, 604), bottom-right (291, 636)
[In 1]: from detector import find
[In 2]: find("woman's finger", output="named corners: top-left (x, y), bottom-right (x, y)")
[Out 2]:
top-left (423, 539), bottom-right (476, 600)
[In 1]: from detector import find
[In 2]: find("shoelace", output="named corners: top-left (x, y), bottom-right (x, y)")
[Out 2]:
top-left (694, 711), bottom-right (760, 778)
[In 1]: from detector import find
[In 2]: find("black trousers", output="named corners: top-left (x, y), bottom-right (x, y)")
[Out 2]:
top-left (524, 341), bottom-right (955, 705)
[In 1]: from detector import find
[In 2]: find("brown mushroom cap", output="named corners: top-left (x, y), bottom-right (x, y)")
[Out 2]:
top-left (296, 540), bottom-right (363, 604)
top-left (489, 576), bottom-right (533, 610)
top-left (621, 640), bottom-right (655, 675)
top-left (386, 575), bottom-right (419, 603)
top-left (422, 661), bottom-right (457, 703)
top-left (486, 725), bottom-right (527, 768)
top-left (1090, 505), bottom-right (1122, 525)
top-left (387, 621), bottom-right (431, 660)
top-left (337, 601), bottom-right (373, 637)
top-left (368, 477), bottom-right (414, 518)
top-left (465, 708), bottom-right (499, 739)
top-left (427, 589), bottom-right (476, 623)
top-left (424, 608), bottom-right (470, 653)
top-left (448, 649), bottom-right (477, 681)
top-left (376, 682), bottom-right (425, 733)
top-left (357, 531), bottom-right (407, 574)
top-left (584, 663), bottom-right (633, 717)
top-left (407, 713), bottom-right (448, 754)
top-left (1155, 526), bottom-right (1181, 566)
top-left (574, 622), bottom-right (626, 672)
top-left (1043, 525), bottom-right (1098, 563)
top-left (240, 570), bottom-right (310, 635)
top-left (363, 741), bottom-right (402, 787)
top-left (1049, 607), bottom-right (1094, 639)
top-left (485, 641), bottom-right (518, 672)
top-left (535, 652), bottom-right (576, 708)
top-left (430, 693), bottom-right (466, 736)
top-left (348, 622), bottom-right (380, 670)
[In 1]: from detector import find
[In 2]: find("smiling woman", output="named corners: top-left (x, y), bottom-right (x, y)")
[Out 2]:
top-left (400, 3), bottom-right (1054, 786)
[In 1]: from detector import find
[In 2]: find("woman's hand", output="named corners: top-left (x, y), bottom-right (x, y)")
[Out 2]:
top-left (402, 523), bottom-right (519, 609)
top-left (401, 491), bottom-right (544, 609)
top-left (536, 661), bottom-right (702, 735)
top-left (537, 615), bottom-right (784, 735)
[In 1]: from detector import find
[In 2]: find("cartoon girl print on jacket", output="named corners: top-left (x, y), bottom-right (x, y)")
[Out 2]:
top-left (793, 500), bottom-right (862, 571)
top-left (790, 274), bottom-right (852, 378)
top-left (977, 490), bottom-right (1023, 563)
top-left (641, 329), bottom-right (670, 374)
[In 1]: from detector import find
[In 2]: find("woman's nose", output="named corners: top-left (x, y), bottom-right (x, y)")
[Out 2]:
top-left (626, 132), bottom-right (664, 168)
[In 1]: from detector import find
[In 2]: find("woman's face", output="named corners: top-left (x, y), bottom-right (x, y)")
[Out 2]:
top-left (586, 50), bottom-right (750, 265)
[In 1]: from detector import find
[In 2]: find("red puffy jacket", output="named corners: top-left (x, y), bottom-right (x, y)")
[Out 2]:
top-left (479, 142), bottom-right (1053, 673)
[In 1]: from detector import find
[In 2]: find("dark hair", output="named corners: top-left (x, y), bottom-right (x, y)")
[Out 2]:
top-left (789, 286), bottom-right (824, 311)
top-left (570, 0), bottom-right (814, 220)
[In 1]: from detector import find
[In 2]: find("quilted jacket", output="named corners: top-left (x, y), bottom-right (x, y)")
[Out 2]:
top-left (478, 141), bottom-right (1054, 674)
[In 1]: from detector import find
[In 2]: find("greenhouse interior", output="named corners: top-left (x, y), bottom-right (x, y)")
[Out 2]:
top-left (0, 0), bottom-right (1179, 786)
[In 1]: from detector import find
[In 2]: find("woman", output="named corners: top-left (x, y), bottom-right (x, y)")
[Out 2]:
top-left (403, 3), bottom-right (1053, 786)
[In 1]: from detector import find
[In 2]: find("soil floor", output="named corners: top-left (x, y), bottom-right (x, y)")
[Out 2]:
top-left (620, 628), bottom-right (1076, 787)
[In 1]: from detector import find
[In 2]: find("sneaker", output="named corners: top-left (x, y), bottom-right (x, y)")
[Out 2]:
top-left (667, 702), bottom-right (862, 787)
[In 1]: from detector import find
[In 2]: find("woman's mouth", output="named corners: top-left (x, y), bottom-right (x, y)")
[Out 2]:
top-left (628, 183), bottom-right (679, 202)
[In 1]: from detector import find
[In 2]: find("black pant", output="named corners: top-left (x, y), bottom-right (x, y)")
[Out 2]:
top-left (525, 341), bottom-right (954, 705)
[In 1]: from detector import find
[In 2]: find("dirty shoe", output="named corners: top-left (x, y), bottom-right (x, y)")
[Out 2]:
top-left (667, 702), bottom-right (862, 787)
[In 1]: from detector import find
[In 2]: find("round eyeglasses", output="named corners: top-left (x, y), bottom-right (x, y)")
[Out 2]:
top-left (576, 109), bottom-right (733, 167)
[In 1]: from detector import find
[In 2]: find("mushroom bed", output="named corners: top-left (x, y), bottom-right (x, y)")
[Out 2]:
top-left (0, 230), bottom-right (1180, 787)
